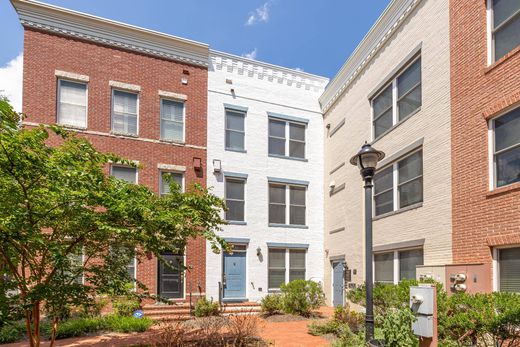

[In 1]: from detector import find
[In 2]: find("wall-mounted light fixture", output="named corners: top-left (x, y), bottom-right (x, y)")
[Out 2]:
top-left (256, 247), bottom-right (262, 257)
top-left (213, 159), bottom-right (222, 173)
top-left (193, 157), bottom-right (202, 171)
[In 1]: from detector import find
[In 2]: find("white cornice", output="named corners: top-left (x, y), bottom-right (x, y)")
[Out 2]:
top-left (210, 50), bottom-right (329, 92)
top-left (10, 0), bottom-right (209, 67)
top-left (319, 0), bottom-right (422, 114)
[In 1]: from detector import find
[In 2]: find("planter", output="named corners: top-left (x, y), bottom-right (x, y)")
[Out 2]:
top-left (368, 339), bottom-right (385, 347)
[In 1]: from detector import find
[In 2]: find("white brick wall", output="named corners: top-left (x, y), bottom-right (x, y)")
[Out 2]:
top-left (207, 51), bottom-right (328, 302)
top-left (323, 0), bottom-right (452, 304)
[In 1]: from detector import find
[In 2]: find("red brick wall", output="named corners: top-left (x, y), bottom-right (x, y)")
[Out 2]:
top-left (22, 28), bottom-right (209, 300)
top-left (450, 0), bottom-right (520, 283)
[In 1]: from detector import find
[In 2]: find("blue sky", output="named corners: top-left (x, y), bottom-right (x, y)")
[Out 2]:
top-left (0, 0), bottom-right (391, 109)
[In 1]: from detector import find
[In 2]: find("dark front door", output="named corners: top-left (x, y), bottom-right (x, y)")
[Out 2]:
top-left (332, 261), bottom-right (345, 307)
top-left (223, 251), bottom-right (246, 299)
top-left (158, 254), bottom-right (183, 299)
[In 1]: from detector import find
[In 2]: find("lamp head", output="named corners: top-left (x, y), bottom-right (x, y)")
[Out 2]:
top-left (349, 142), bottom-right (385, 181)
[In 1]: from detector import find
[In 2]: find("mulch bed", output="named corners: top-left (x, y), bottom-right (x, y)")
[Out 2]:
top-left (261, 313), bottom-right (326, 323)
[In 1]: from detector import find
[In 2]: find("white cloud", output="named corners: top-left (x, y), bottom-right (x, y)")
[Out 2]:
top-left (0, 53), bottom-right (23, 112)
top-left (242, 48), bottom-right (258, 60)
top-left (246, 2), bottom-right (271, 26)
top-left (294, 67), bottom-right (304, 72)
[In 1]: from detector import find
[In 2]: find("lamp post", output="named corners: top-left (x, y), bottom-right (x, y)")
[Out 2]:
top-left (349, 142), bottom-right (385, 343)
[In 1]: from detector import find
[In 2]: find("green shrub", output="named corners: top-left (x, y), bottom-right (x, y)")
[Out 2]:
top-left (54, 317), bottom-right (102, 339)
top-left (102, 314), bottom-right (153, 333)
top-left (280, 280), bottom-right (325, 317)
top-left (260, 294), bottom-right (282, 315)
top-left (380, 308), bottom-right (418, 347)
top-left (0, 322), bottom-right (25, 344)
top-left (112, 297), bottom-right (141, 317)
top-left (333, 304), bottom-right (364, 333)
top-left (193, 297), bottom-right (220, 317)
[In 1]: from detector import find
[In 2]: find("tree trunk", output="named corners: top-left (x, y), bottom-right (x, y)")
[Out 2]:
top-left (24, 301), bottom-right (41, 347)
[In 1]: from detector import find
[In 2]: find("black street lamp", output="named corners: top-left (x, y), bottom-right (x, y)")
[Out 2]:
top-left (349, 142), bottom-right (385, 343)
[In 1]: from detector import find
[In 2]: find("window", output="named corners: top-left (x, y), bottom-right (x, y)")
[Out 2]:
top-left (225, 178), bottom-right (245, 222)
top-left (268, 248), bottom-right (306, 289)
top-left (374, 249), bottom-right (424, 284)
top-left (372, 58), bottom-right (422, 139)
top-left (160, 171), bottom-right (184, 195)
top-left (374, 253), bottom-right (394, 283)
top-left (374, 150), bottom-right (423, 216)
top-left (111, 166), bottom-right (137, 184)
top-left (498, 247), bottom-right (520, 292)
top-left (268, 119), bottom-right (306, 159)
top-left (111, 246), bottom-right (136, 286)
top-left (491, 107), bottom-right (520, 188)
top-left (65, 248), bottom-right (84, 284)
top-left (269, 183), bottom-right (306, 226)
top-left (489, 0), bottom-right (520, 62)
top-left (225, 110), bottom-right (245, 151)
top-left (57, 79), bottom-right (87, 128)
top-left (161, 99), bottom-right (184, 142)
top-left (112, 90), bottom-right (138, 135)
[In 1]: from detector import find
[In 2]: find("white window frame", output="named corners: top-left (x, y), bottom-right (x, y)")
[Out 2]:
top-left (374, 149), bottom-right (423, 217)
top-left (57, 79), bottom-right (88, 129)
top-left (225, 109), bottom-right (246, 152)
top-left (373, 247), bottom-right (423, 285)
top-left (160, 98), bottom-right (185, 142)
top-left (268, 118), bottom-right (307, 159)
top-left (488, 107), bottom-right (520, 190)
top-left (492, 245), bottom-right (520, 292)
top-left (371, 56), bottom-right (421, 141)
top-left (160, 170), bottom-right (185, 194)
top-left (111, 89), bottom-right (139, 136)
top-left (110, 165), bottom-right (138, 184)
top-left (268, 248), bottom-right (307, 291)
top-left (487, 0), bottom-right (520, 65)
top-left (268, 183), bottom-right (307, 226)
top-left (224, 177), bottom-right (246, 222)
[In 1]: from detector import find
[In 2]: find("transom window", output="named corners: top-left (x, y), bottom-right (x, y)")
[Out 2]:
top-left (268, 248), bottom-right (306, 289)
top-left (57, 79), bottom-right (87, 128)
top-left (110, 166), bottom-right (137, 184)
top-left (225, 110), bottom-right (245, 151)
top-left (268, 183), bottom-right (306, 226)
top-left (225, 177), bottom-right (246, 222)
top-left (112, 90), bottom-right (138, 136)
top-left (498, 247), bottom-right (520, 293)
top-left (160, 171), bottom-right (184, 195)
top-left (268, 119), bottom-right (306, 159)
top-left (374, 248), bottom-right (424, 284)
top-left (372, 58), bottom-right (422, 139)
top-left (374, 150), bottom-right (423, 216)
top-left (491, 107), bottom-right (520, 188)
top-left (488, 0), bottom-right (520, 62)
top-left (161, 99), bottom-right (184, 142)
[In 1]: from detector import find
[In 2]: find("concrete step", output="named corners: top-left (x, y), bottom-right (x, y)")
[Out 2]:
top-left (142, 302), bottom-right (261, 321)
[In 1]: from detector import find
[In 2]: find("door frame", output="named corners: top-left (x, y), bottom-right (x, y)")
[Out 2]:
top-left (157, 253), bottom-right (186, 300)
top-left (222, 243), bottom-right (248, 302)
top-left (331, 260), bottom-right (345, 307)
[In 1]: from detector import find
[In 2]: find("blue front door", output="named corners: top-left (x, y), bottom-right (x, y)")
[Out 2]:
top-left (332, 261), bottom-right (345, 307)
top-left (223, 251), bottom-right (246, 299)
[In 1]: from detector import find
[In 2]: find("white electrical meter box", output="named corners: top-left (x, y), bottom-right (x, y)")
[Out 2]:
top-left (409, 286), bottom-right (434, 315)
top-left (412, 315), bottom-right (433, 338)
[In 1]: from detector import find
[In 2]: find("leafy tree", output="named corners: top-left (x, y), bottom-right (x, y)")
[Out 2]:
top-left (0, 99), bottom-right (227, 346)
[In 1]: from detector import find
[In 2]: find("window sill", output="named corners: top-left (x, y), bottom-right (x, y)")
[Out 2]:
top-left (372, 107), bottom-right (421, 145)
top-left (268, 223), bottom-right (309, 229)
top-left (225, 148), bottom-right (247, 153)
top-left (485, 45), bottom-right (520, 74)
top-left (160, 138), bottom-right (185, 145)
top-left (373, 202), bottom-right (423, 221)
top-left (110, 131), bottom-right (139, 138)
top-left (267, 288), bottom-right (281, 293)
top-left (227, 221), bottom-right (247, 225)
top-left (486, 182), bottom-right (520, 198)
top-left (59, 124), bottom-right (87, 131)
top-left (268, 154), bottom-right (308, 162)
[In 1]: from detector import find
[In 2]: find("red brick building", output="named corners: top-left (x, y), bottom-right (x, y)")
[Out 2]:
top-left (450, 0), bottom-right (520, 292)
top-left (12, 0), bottom-right (210, 302)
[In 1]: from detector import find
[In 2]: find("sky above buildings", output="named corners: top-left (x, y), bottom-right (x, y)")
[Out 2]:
top-left (0, 0), bottom-right (391, 111)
